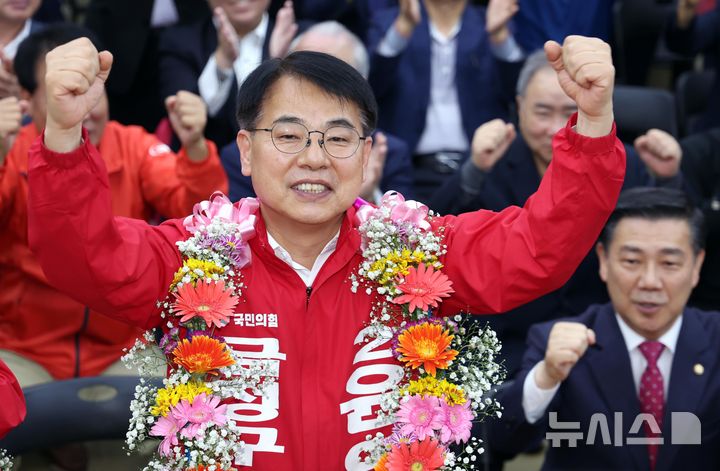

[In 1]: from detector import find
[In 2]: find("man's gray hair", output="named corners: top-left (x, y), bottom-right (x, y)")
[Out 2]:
top-left (516, 49), bottom-right (553, 97)
top-left (289, 21), bottom-right (370, 79)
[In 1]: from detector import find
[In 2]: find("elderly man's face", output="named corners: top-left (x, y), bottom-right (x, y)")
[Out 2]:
top-left (0, 0), bottom-right (40, 22)
top-left (208, 0), bottom-right (270, 32)
top-left (597, 217), bottom-right (704, 340)
top-left (517, 67), bottom-right (577, 175)
top-left (237, 75), bottom-right (371, 232)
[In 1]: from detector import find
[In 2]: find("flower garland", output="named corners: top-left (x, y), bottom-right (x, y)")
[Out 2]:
top-left (351, 192), bottom-right (505, 471)
top-left (123, 191), bottom-right (504, 471)
top-left (0, 449), bottom-right (13, 470)
top-left (122, 193), bottom-right (277, 471)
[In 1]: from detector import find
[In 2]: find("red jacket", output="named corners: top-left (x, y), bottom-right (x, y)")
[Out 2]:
top-left (0, 359), bottom-right (25, 439)
top-left (27, 118), bottom-right (625, 469)
top-left (0, 122), bottom-right (228, 379)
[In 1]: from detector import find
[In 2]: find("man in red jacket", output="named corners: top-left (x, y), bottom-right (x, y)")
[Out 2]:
top-left (27, 34), bottom-right (624, 469)
top-left (0, 24), bottom-right (228, 387)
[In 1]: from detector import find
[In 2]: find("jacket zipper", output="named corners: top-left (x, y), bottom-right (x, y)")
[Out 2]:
top-left (74, 306), bottom-right (90, 377)
top-left (305, 286), bottom-right (312, 308)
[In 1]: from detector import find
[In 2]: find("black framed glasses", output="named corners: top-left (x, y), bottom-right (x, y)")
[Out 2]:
top-left (248, 122), bottom-right (367, 159)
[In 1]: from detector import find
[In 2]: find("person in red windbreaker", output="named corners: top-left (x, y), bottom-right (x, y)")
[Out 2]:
top-left (27, 33), bottom-right (625, 469)
top-left (0, 24), bottom-right (228, 386)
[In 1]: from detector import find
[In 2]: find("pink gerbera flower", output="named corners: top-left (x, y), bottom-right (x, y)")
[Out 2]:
top-left (386, 438), bottom-right (445, 471)
top-left (172, 279), bottom-right (238, 328)
top-left (395, 395), bottom-right (443, 440)
top-left (439, 399), bottom-right (473, 444)
top-left (172, 393), bottom-right (227, 439)
top-left (392, 264), bottom-right (454, 312)
top-left (149, 414), bottom-right (186, 457)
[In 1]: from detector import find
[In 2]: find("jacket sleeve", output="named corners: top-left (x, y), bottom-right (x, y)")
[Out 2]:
top-left (135, 129), bottom-right (229, 218)
top-left (436, 114), bottom-right (626, 315)
top-left (0, 143), bottom-right (20, 224)
top-left (0, 359), bottom-right (25, 439)
top-left (27, 131), bottom-right (186, 330)
top-left (367, 9), bottom-right (404, 100)
top-left (489, 323), bottom-right (556, 455)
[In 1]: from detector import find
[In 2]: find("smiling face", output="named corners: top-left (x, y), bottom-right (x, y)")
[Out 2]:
top-left (237, 75), bottom-right (371, 237)
top-left (597, 217), bottom-right (705, 340)
top-left (0, 0), bottom-right (40, 23)
top-left (208, 0), bottom-right (270, 35)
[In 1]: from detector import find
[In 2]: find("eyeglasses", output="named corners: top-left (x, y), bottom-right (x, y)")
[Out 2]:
top-left (248, 122), bottom-right (367, 159)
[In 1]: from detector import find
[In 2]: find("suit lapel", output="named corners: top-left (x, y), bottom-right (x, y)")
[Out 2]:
top-left (657, 310), bottom-right (714, 471)
top-left (586, 306), bottom-right (647, 470)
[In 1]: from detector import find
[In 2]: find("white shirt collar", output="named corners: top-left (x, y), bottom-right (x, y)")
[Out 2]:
top-left (428, 20), bottom-right (461, 44)
top-left (266, 230), bottom-right (339, 287)
top-left (2, 20), bottom-right (32, 61)
top-left (615, 311), bottom-right (683, 355)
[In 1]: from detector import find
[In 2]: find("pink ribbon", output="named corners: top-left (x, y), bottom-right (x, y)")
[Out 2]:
top-left (354, 192), bottom-right (430, 230)
top-left (183, 192), bottom-right (259, 240)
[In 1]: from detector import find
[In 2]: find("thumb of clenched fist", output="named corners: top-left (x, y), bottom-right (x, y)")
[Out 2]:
top-left (45, 37), bottom-right (113, 133)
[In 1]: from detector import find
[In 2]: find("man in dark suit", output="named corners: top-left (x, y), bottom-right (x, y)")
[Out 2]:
top-left (84, 0), bottom-right (210, 131)
top-left (366, 0), bottom-right (524, 202)
top-left (158, 0), bottom-right (303, 148)
top-left (666, 0), bottom-right (720, 133)
top-left (490, 187), bottom-right (720, 471)
top-left (221, 20), bottom-right (415, 202)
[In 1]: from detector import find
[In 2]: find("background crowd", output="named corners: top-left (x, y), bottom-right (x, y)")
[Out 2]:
top-left (1, 0), bottom-right (720, 470)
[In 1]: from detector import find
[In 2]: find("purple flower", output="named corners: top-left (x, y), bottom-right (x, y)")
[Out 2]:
top-left (159, 328), bottom-right (179, 355)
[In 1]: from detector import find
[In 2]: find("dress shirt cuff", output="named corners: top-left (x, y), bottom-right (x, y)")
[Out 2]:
top-left (199, 55), bottom-right (235, 117)
top-left (490, 34), bottom-right (525, 62)
top-left (522, 362), bottom-right (560, 424)
top-left (459, 158), bottom-right (487, 196)
top-left (377, 24), bottom-right (410, 57)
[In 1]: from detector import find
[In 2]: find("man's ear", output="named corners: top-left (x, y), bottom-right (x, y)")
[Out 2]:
top-left (360, 134), bottom-right (372, 182)
top-left (237, 130), bottom-right (252, 177)
top-left (596, 242), bottom-right (608, 282)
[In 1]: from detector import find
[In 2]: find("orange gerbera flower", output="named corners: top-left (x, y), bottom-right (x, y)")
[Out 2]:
top-left (397, 323), bottom-right (458, 376)
top-left (386, 438), bottom-right (444, 471)
top-left (392, 264), bottom-right (454, 313)
top-left (374, 453), bottom-right (390, 471)
top-left (173, 279), bottom-right (238, 328)
top-left (172, 335), bottom-right (234, 374)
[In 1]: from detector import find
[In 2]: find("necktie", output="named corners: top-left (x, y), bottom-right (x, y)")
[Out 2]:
top-left (639, 340), bottom-right (665, 470)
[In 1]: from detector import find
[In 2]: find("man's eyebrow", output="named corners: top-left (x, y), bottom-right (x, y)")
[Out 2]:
top-left (326, 118), bottom-right (356, 129)
top-left (272, 115), bottom-right (304, 125)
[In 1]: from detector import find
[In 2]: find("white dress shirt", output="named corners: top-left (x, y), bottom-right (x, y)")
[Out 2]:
top-left (151, 0), bottom-right (179, 28)
top-left (198, 13), bottom-right (269, 117)
top-left (267, 230), bottom-right (339, 287)
top-left (1, 20), bottom-right (32, 61)
top-left (522, 313), bottom-right (683, 424)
